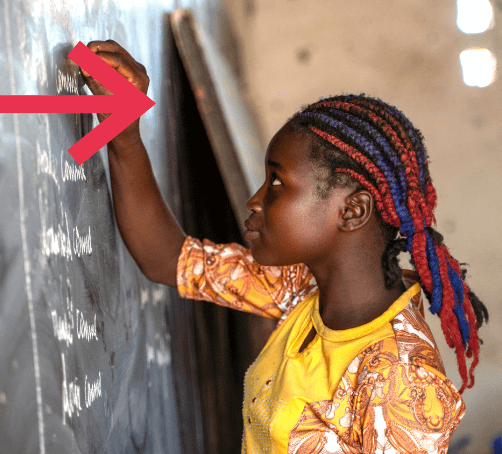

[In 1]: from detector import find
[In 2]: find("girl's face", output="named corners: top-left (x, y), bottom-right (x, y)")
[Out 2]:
top-left (244, 125), bottom-right (354, 267)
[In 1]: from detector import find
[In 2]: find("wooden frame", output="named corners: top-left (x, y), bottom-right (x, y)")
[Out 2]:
top-left (170, 9), bottom-right (264, 234)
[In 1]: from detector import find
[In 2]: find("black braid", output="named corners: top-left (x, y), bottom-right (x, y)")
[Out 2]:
top-left (460, 265), bottom-right (489, 329)
top-left (381, 229), bottom-right (408, 289)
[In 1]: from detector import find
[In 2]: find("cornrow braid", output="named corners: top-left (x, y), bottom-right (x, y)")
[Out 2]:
top-left (287, 94), bottom-right (488, 394)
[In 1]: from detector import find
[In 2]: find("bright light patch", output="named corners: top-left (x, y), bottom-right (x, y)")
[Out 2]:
top-left (457, 0), bottom-right (494, 34)
top-left (459, 48), bottom-right (496, 87)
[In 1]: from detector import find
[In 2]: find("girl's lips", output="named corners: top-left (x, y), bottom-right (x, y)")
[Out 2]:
top-left (244, 229), bottom-right (260, 241)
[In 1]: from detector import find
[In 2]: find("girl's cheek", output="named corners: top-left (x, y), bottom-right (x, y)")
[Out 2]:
top-left (297, 190), bottom-right (320, 212)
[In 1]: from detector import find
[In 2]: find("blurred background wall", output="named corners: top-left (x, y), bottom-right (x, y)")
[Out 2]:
top-left (220, 1), bottom-right (502, 453)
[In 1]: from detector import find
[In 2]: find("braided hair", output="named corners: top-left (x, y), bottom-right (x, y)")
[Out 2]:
top-left (287, 94), bottom-right (488, 394)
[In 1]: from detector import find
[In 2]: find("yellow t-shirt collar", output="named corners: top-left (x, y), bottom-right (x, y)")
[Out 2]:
top-left (311, 283), bottom-right (421, 342)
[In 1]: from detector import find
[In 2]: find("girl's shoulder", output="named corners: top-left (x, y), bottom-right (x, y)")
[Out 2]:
top-left (290, 301), bottom-right (464, 453)
top-left (354, 300), bottom-right (446, 379)
top-left (323, 302), bottom-right (465, 452)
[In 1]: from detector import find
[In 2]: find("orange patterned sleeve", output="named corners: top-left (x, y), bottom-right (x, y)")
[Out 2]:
top-left (177, 236), bottom-right (317, 320)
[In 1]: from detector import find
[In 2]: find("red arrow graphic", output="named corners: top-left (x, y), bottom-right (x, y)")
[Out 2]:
top-left (0, 41), bottom-right (156, 165)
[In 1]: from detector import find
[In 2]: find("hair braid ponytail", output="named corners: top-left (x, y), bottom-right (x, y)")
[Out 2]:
top-left (287, 94), bottom-right (488, 393)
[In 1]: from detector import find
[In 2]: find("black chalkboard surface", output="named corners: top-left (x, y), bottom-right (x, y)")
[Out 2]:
top-left (0, 2), bottom-right (188, 453)
top-left (0, 1), bottom-right (271, 453)
top-left (0, 116), bottom-right (181, 454)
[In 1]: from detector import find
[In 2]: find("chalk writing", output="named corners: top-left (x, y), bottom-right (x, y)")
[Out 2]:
top-left (56, 68), bottom-right (78, 95)
top-left (73, 225), bottom-right (92, 257)
top-left (152, 288), bottom-right (164, 305)
top-left (76, 309), bottom-right (98, 341)
top-left (146, 333), bottom-right (171, 369)
top-left (39, 190), bottom-right (93, 260)
top-left (61, 149), bottom-right (86, 182)
top-left (51, 309), bottom-right (74, 347)
top-left (39, 193), bottom-right (72, 260)
top-left (140, 288), bottom-right (149, 308)
top-left (37, 140), bottom-right (88, 189)
top-left (36, 139), bottom-right (60, 193)
top-left (51, 278), bottom-right (98, 346)
top-left (84, 372), bottom-right (102, 408)
top-left (62, 353), bottom-right (81, 424)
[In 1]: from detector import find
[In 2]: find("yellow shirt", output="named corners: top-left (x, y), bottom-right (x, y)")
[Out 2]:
top-left (177, 236), bottom-right (465, 453)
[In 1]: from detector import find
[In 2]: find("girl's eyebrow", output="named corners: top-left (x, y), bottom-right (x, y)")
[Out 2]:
top-left (266, 159), bottom-right (282, 170)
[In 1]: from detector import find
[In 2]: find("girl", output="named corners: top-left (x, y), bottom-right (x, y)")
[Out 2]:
top-left (83, 40), bottom-right (488, 453)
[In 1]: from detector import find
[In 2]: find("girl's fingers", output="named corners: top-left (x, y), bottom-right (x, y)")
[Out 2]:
top-left (84, 51), bottom-right (134, 82)
top-left (81, 39), bottom-right (149, 131)
top-left (86, 40), bottom-right (144, 72)
top-left (81, 45), bottom-right (149, 96)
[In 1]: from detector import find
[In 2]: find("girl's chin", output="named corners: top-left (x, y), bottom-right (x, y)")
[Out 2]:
top-left (248, 246), bottom-right (273, 266)
top-left (249, 246), bottom-right (289, 267)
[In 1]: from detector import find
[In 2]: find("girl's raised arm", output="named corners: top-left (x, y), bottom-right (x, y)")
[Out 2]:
top-left (82, 40), bottom-right (317, 316)
top-left (82, 40), bottom-right (187, 288)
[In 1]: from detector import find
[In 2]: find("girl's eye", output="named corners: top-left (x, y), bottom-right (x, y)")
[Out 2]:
top-left (270, 175), bottom-right (281, 186)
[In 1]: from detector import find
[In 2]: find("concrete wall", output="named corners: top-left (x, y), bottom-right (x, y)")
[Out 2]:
top-left (224, 1), bottom-right (502, 452)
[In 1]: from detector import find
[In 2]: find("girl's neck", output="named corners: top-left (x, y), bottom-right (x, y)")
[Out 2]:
top-left (308, 251), bottom-right (406, 332)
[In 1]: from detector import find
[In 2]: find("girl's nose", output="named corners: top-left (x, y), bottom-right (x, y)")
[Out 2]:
top-left (246, 185), bottom-right (264, 213)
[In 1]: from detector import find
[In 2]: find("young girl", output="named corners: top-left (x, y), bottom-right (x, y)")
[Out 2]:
top-left (83, 40), bottom-right (488, 453)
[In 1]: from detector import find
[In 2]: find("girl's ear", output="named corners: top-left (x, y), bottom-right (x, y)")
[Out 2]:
top-left (339, 190), bottom-right (374, 232)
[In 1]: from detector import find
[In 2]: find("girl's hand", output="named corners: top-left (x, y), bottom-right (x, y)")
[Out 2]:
top-left (82, 40), bottom-right (150, 141)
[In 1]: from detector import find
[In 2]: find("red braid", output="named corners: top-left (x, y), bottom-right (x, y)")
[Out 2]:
top-left (435, 245), bottom-right (470, 393)
top-left (296, 95), bottom-right (488, 394)
top-left (310, 126), bottom-right (400, 226)
top-left (334, 169), bottom-right (394, 225)
top-left (443, 249), bottom-right (481, 388)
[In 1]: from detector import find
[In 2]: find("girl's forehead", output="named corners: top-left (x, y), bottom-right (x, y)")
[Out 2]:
top-left (265, 125), bottom-right (311, 169)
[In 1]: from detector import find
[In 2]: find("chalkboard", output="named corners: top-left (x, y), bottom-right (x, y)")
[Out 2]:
top-left (0, 1), bottom-right (198, 453)
top-left (0, 0), bottom-right (273, 452)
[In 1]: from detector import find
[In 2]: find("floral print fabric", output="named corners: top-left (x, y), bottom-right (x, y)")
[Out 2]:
top-left (177, 236), bottom-right (465, 453)
top-left (177, 236), bottom-right (317, 323)
top-left (287, 303), bottom-right (465, 454)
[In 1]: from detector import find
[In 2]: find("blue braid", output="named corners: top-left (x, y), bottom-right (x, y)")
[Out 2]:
top-left (300, 112), bottom-right (409, 230)
top-left (328, 109), bottom-right (409, 197)
top-left (425, 233), bottom-right (443, 314)
top-left (329, 108), bottom-right (420, 237)
top-left (447, 261), bottom-right (466, 308)
top-left (447, 261), bottom-right (470, 345)
top-left (378, 104), bottom-right (428, 194)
